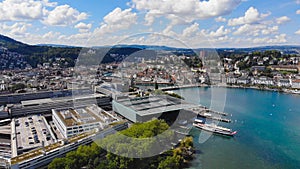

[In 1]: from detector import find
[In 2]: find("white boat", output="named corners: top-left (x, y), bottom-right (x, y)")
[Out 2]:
top-left (193, 119), bottom-right (237, 136)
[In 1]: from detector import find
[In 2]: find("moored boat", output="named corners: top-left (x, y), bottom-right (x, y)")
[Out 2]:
top-left (193, 119), bottom-right (237, 136)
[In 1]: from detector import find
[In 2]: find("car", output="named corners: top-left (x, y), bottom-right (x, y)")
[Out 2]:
top-left (42, 129), bottom-right (47, 131)
top-left (38, 119), bottom-right (43, 122)
top-left (18, 146), bottom-right (23, 149)
top-left (29, 142), bottom-right (34, 145)
top-left (43, 131), bottom-right (47, 134)
top-left (17, 132), bottom-right (20, 134)
top-left (28, 136), bottom-right (32, 139)
top-left (35, 140), bottom-right (40, 143)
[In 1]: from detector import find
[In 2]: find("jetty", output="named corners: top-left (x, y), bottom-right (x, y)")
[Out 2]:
top-left (197, 113), bottom-right (231, 123)
top-left (189, 107), bottom-right (231, 123)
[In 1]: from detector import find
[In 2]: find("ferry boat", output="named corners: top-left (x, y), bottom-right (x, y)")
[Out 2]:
top-left (193, 119), bottom-right (237, 136)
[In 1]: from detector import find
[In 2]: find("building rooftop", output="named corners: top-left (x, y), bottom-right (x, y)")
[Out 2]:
top-left (54, 104), bottom-right (118, 127)
top-left (15, 115), bottom-right (55, 152)
top-left (21, 93), bottom-right (106, 107)
top-left (115, 95), bottom-right (197, 116)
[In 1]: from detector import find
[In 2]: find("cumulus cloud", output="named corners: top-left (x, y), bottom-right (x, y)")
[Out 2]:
top-left (0, 0), bottom-right (45, 21)
top-left (94, 8), bottom-right (137, 35)
top-left (296, 10), bottom-right (300, 14)
top-left (75, 22), bottom-right (92, 32)
top-left (252, 34), bottom-right (287, 44)
top-left (295, 29), bottom-right (300, 35)
top-left (233, 24), bottom-right (278, 36)
top-left (42, 31), bottom-right (61, 39)
top-left (0, 0), bottom-right (88, 27)
top-left (228, 7), bottom-right (270, 26)
top-left (0, 22), bottom-right (32, 36)
top-left (215, 16), bottom-right (227, 22)
top-left (207, 26), bottom-right (231, 37)
top-left (182, 23), bottom-right (199, 37)
top-left (276, 16), bottom-right (290, 24)
top-left (132, 0), bottom-right (241, 26)
top-left (43, 5), bottom-right (88, 26)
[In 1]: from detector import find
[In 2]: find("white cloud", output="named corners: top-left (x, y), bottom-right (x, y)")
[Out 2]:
top-left (233, 24), bottom-right (278, 36)
top-left (295, 29), bottom-right (300, 35)
top-left (215, 16), bottom-right (227, 22)
top-left (75, 22), bottom-right (92, 32)
top-left (43, 5), bottom-right (88, 26)
top-left (0, 0), bottom-right (45, 21)
top-left (182, 23), bottom-right (199, 37)
top-left (228, 7), bottom-right (270, 26)
top-left (276, 16), bottom-right (290, 24)
top-left (132, 0), bottom-right (241, 26)
top-left (41, 0), bottom-right (57, 7)
top-left (42, 31), bottom-right (61, 39)
top-left (94, 8), bottom-right (137, 35)
top-left (0, 22), bottom-right (32, 36)
top-left (296, 10), bottom-right (300, 14)
top-left (252, 34), bottom-right (287, 44)
top-left (208, 26), bottom-right (231, 37)
top-left (261, 26), bottom-right (278, 35)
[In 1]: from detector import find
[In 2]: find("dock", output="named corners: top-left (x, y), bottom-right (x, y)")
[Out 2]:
top-left (197, 113), bottom-right (231, 123)
top-left (189, 107), bottom-right (231, 123)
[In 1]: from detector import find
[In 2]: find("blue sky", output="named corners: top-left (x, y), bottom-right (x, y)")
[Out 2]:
top-left (0, 0), bottom-right (300, 48)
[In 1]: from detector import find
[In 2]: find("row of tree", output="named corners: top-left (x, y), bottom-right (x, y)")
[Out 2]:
top-left (48, 119), bottom-right (194, 169)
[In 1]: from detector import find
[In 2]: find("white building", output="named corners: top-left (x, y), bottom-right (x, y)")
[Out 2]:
top-left (52, 104), bottom-right (118, 138)
top-left (252, 77), bottom-right (274, 86)
top-left (226, 76), bottom-right (237, 84)
top-left (277, 79), bottom-right (292, 87)
top-left (292, 79), bottom-right (300, 89)
top-left (237, 76), bottom-right (250, 85)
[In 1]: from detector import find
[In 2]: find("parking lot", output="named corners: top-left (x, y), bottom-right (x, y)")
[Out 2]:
top-left (16, 115), bottom-right (54, 151)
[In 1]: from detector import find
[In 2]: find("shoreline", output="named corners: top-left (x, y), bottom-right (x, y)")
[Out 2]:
top-left (162, 84), bottom-right (300, 95)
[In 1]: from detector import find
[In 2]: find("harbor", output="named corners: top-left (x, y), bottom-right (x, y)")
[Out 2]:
top-left (174, 87), bottom-right (300, 169)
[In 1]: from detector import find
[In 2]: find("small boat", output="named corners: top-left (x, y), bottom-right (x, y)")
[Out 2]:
top-left (193, 119), bottom-right (237, 136)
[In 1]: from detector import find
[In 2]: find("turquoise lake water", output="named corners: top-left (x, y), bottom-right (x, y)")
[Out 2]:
top-left (174, 87), bottom-right (300, 169)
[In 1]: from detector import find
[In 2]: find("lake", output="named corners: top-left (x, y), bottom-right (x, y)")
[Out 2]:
top-left (174, 87), bottom-right (300, 169)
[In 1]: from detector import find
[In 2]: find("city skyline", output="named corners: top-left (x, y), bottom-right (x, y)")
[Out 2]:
top-left (0, 0), bottom-right (300, 48)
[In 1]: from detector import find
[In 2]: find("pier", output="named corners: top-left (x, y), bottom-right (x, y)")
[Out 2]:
top-left (197, 113), bottom-right (231, 123)
top-left (189, 107), bottom-right (231, 123)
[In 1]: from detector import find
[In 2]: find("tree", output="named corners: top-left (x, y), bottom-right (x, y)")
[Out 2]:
top-left (158, 156), bottom-right (180, 169)
top-left (48, 158), bottom-right (66, 169)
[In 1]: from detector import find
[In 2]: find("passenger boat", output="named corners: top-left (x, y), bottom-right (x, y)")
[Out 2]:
top-left (193, 118), bottom-right (237, 136)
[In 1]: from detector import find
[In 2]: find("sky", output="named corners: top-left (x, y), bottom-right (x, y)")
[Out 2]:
top-left (0, 0), bottom-right (300, 48)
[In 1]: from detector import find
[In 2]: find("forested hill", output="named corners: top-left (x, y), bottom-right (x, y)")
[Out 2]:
top-left (1, 34), bottom-right (299, 68)
top-left (0, 34), bottom-right (143, 68)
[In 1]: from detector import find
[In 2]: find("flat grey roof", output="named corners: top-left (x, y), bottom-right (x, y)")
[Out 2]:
top-left (15, 115), bottom-right (54, 151)
top-left (21, 93), bottom-right (106, 106)
top-left (115, 96), bottom-right (197, 116)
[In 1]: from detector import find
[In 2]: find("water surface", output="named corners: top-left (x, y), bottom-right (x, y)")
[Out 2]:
top-left (174, 87), bottom-right (300, 169)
